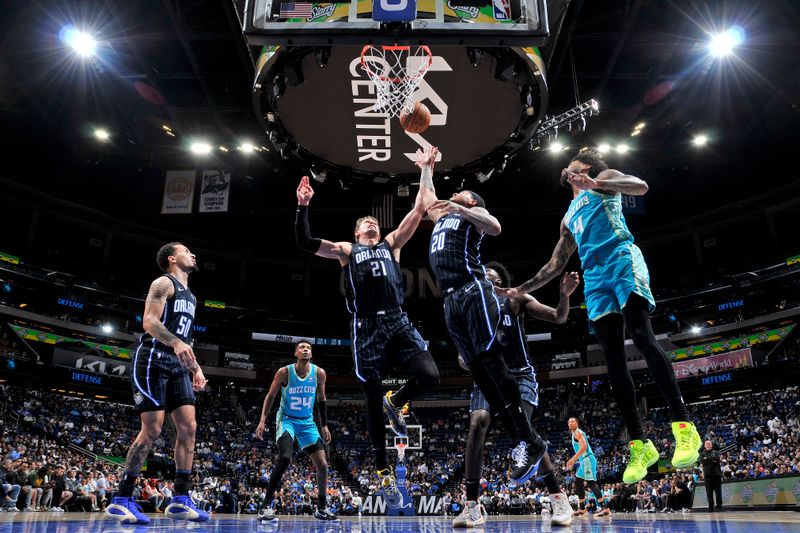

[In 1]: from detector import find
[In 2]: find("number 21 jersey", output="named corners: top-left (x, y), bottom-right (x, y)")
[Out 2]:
top-left (344, 240), bottom-right (404, 314)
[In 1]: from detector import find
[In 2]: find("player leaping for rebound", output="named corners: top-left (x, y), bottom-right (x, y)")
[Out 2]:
top-left (294, 148), bottom-right (441, 508)
top-left (417, 147), bottom-right (548, 486)
top-left (501, 150), bottom-right (701, 484)
top-left (255, 340), bottom-right (337, 521)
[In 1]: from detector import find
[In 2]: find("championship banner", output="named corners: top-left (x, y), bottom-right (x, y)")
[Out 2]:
top-left (161, 170), bottom-right (196, 214)
top-left (199, 170), bottom-right (231, 213)
top-left (694, 476), bottom-right (800, 508)
top-left (672, 348), bottom-right (752, 381)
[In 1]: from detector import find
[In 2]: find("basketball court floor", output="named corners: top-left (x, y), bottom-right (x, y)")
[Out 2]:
top-left (1, 512), bottom-right (798, 533)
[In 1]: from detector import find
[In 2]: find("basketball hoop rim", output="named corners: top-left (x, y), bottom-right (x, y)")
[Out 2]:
top-left (360, 45), bottom-right (433, 84)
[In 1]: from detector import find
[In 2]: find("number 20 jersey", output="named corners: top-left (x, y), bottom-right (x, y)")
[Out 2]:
top-left (343, 240), bottom-right (404, 314)
top-left (428, 213), bottom-right (486, 292)
top-left (139, 274), bottom-right (196, 354)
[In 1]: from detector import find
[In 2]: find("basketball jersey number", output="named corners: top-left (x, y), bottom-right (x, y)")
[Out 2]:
top-left (370, 260), bottom-right (387, 277)
top-left (571, 215), bottom-right (585, 236)
top-left (176, 316), bottom-right (193, 336)
top-left (290, 396), bottom-right (314, 411)
top-left (503, 314), bottom-right (513, 326)
top-left (430, 233), bottom-right (446, 253)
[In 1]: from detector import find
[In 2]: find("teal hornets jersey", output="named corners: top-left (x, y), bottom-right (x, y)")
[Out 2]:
top-left (564, 190), bottom-right (634, 268)
top-left (277, 364), bottom-right (318, 420)
top-left (572, 429), bottom-right (594, 459)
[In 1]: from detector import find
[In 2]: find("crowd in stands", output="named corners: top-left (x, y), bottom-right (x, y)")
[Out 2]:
top-left (1, 378), bottom-right (798, 515)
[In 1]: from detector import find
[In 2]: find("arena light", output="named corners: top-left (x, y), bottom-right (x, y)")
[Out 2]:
top-left (597, 143), bottom-right (611, 154)
top-left (63, 27), bottom-right (97, 57)
top-left (101, 324), bottom-right (113, 333)
top-left (94, 128), bottom-right (110, 141)
top-left (709, 26), bottom-right (745, 58)
top-left (692, 134), bottom-right (709, 147)
top-left (616, 143), bottom-right (629, 154)
top-left (549, 142), bottom-right (564, 153)
top-left (690, 325), bottom-right (702, 335)
top-left (239, 142), bottom-right (255, 154)
top-left (190, 142), bottom-right (212, 155)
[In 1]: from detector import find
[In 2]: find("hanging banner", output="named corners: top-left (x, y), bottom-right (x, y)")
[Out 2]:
top-left (161, 170), bottom-right (196, 214)
top-left (199, 170), bottom-right (231, 213)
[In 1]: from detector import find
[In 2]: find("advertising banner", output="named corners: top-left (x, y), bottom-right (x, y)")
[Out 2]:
top-left (672, 348), bottom-right (752, 380)
top-left (694, 476), bottom-right (800, 508)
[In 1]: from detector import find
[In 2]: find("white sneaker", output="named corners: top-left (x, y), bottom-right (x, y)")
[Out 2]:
top-left (258, 507), bottom-right (277, 522)
top-left (550, 492), bottom-right (573, 527)
top-left (452, 501), bottom-right (485, 528)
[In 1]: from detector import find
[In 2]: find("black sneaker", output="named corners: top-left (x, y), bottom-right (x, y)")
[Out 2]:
top-left (313, 507), bottom-right (338, 521)
top-left (510, 438), bottom-right (547, 483)
top-left (383, 391), bottom-right (408, 437)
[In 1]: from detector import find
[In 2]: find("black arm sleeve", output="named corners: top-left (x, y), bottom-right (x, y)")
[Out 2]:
top-left (318, 400), bottom-right (328, 426)
top-left (295, 205), bottom-right (322, 254)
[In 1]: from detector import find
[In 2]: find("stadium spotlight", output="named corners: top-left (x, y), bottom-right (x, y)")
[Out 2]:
top-left (63, 27), bottom-right (97, 57)
top-left (549, 141), bottom-right (564, 153)
top-left (101, 324), bottom-right (113, 333)
top-left (690, 325), bottom-right (702, 335)
top-left (190, 142), bottom-right (212, 155)
top-left (692, 134), bottom-right (709, 147)
top-left (597, 143), bottom-right (611, 154)
top-left (94, 128), bottom-right (110, 141)
top-left (616, 143), bottom-right (629, 154)
top-left (709, 26), bottom-right (745, 58)
top-left (239, 142), bottom-right (255, 153)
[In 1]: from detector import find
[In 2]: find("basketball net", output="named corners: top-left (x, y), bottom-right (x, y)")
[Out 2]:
top-left (360, 45), bottom-right (433, 118)
top-left (395, 442), bottom-right (408, 462)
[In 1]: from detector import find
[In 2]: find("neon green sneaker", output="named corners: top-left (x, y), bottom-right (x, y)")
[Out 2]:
top-left (671, 421), bottom-right (701, 468)
top-left (622, 439), bottom-right (659, 484)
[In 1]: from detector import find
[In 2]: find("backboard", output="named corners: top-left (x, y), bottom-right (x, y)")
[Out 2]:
top-left (242, 0), bottom-right (549, 46)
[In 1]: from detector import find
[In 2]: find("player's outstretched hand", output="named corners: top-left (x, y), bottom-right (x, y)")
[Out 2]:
top-left (560, 272), bottom-right (581, 296)
top-left (415, 145), bottom-right (439, 169)
top-left (255, 421), bottom-right (267, 441)
top-left (297, 175), bottom-right (315, 205)
top-left (567, 172), bottom-right (598, 191)
top-left (494, 286), bottom-right (522, 299)
top-left (428, 199), bottom-right (463, 216)
top-left (321, 425), bottom-right (332, 444)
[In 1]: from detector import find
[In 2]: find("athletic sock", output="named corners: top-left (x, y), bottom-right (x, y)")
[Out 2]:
top-left (117, 472), bottom-right (139, 498)
top-left (465, 479), bottom-right (480, 502)
top-left (541, 470), bottom-right (560, 494)
top-left (174, 470), bottom-right (192, 496)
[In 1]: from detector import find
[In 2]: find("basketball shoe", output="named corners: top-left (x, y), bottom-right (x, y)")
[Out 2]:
top-left (165, 495), bottom-right (210, 522)
top-left (622, 439), bottom-right (659, 484)
top-left (452, 500), bottom-right (485, 528)
top-left (105, 496), bottom-right (150, 524)
top-left (510, 437), bottom-right (547, 483)
top-left (377, 468), bottom-right (403, 508)
top-left (671, 421), bottom-right (701, 468)
top-left (550, 492), bottom-right (573, 527)
top-left (313, 507), bottom-right (338, 520)
top-left (383, 391), bottom-right (408, 437)
top-left (258, 506), bottom-right (277, 522)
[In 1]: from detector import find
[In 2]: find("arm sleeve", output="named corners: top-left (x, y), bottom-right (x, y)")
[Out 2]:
top-left (295, 205), bottom-right (322, 254)
top-left (318, 400), bottom-right (328, 426)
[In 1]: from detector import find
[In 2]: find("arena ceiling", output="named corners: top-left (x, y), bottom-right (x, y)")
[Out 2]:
top-left (1, 0), bottom-right (799, 301)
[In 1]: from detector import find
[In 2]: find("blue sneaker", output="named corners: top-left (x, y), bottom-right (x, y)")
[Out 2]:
top-left (105, 496), bottom-right (150, 524)
top-left (377, 469), bottom-right (403, 509)
top-left (165, 495), bottom-right (210, 522)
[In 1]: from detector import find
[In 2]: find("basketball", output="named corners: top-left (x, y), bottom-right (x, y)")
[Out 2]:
top-left (399, 101), bottom-right (431, 134)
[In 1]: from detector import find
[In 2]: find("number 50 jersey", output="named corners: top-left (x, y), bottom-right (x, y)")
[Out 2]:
top-left (139, 274), bottom-right (196, 354)
top-left (344, 241), bottom-right (404, 314)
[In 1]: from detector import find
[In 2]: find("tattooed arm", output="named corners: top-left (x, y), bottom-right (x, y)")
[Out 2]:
top-left (142, 276), bottom-right (197, 369)
top-left (385, 146), bottom-right (439, 252)
top-left (501, 221), bottom-right (576, 297)
top-left (567, 168), bottom-right (649, 196)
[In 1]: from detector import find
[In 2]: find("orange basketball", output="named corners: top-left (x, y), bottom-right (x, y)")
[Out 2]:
top-left (399, 102), bottom-right (431, 134)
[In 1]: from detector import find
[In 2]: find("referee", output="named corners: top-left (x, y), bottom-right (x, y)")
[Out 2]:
top-left (699, 440), bottom-right (723, 512)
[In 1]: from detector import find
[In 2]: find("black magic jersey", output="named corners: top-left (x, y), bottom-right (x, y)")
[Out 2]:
top-left (428, 213), bottom-right (487, 291)
top-left (344, 240), bottom-right (404, 314)
top-left (139, 274), bottom-right (196, 353)
top-left (498, 298), bottom-right (535, 376)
